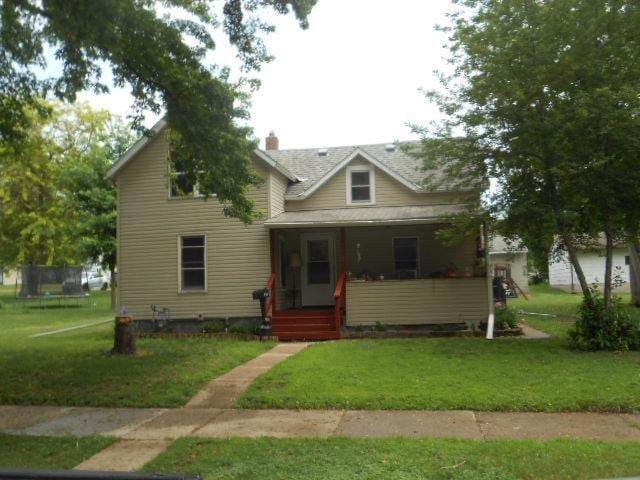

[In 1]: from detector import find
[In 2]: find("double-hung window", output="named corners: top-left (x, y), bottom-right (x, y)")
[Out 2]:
top-left (180, 235), bottom-right (206, 291)
top-left (347, 166), bottom-right (375, 205)
top-left (393, 237), bottom-right (419, 277)
top-left (169, 158), bottom-right (199, 197)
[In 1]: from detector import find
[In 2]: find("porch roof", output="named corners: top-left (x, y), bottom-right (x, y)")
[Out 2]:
top-left (264, 204), bottom-right (471, 228)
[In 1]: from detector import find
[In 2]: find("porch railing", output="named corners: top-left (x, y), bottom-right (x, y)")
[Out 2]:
top-left (333, 269), bottom-right (347, 333)
top-left (265, 272), bottom-right (276, 321)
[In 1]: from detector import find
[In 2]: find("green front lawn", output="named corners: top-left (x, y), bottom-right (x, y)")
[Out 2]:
top-left (511, 283), bottom-right (586, 318)
top-left (0, 434), bottom-right (113, 469)
top-left (239, 285), bottom-right (640, 412)
top-left (144, 437), bottom-right (640, 480)
top-left (0, 289), bottom-right (274, 407)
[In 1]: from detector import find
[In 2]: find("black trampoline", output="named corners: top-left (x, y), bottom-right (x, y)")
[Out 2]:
top-left (17, 265), bottom-right (90, 307)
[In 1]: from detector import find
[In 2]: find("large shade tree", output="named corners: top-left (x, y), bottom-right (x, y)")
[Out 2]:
top-left (0, 101), bottom-right (132, 309)
top-left (1, 0), bottom-right (316, 223)
top-left (0, 107), bottom-right (75, 268)
top-left (56, 103), bottom-right (135, 308)
top-left (415, 0), bottom-right (640, 310)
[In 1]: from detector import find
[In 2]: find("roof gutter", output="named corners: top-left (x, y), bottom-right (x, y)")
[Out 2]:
top-left (264, 217), bottom-right (451, 229)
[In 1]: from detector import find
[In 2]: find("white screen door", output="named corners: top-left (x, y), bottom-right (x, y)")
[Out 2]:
top-left (300, 233), bottom-right (335, 306)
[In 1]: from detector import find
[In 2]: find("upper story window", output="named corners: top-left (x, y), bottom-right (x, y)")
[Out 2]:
top-left (169, 157), bottom-right (200, 198)
top-left (179, 235), bottom-right (206, 292)
top-left (346, 165), bottom-right (375, 205)
top-left (393, 237), bottom-right (419, 278)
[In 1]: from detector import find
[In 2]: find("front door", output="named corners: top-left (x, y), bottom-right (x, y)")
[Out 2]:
top-left (300, 233), bottom-right (335, 306)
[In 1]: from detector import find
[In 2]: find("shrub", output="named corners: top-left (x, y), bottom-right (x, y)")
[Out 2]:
top-left (229, 323), bottom-right (258, 335)
top-left (202, 319), bottom-right (225, 333)
top-left (374, 321), bottom-right (387, 332)
top-left (494, 306), bottom-right (519, 330)
top-left (568, 293), bottom-right (640, 351)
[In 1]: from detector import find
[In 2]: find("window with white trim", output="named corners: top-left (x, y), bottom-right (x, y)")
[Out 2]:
top-left (393, 237), bottom-right (419, 277)
top-left (180, 235), bottom-right (206, 291)
top-left (347, 165), bottom-right (375, 205)
top-left (171, 172), bottom-right (197, 197)
top-left (169, 157), bottom-right (200, 197)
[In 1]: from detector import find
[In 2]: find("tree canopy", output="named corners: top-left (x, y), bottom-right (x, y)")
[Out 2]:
top-left (415, 0), bottom-right (640, 311)
top-left (0, 106), bottom-right (74, 267)
top-left (1, 0), bottom-right (317, 223)
top-left (0, 101), bottom-right (131, 285)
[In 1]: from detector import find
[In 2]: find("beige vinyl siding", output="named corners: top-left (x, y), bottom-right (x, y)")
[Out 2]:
top-left (269, 171), bottom-right (288, 218)
top-left (116, 133), bottom-right (271, 319)
top-left (285, 158), bottom-right (461, 211)
top-left (346, 278), bottom-right (489, 325)
top-left (346, 225), bottom-right (477, 277)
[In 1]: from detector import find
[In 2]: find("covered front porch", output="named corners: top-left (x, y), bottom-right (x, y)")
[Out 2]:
top-left (263, 206), bottom-right (491, 340)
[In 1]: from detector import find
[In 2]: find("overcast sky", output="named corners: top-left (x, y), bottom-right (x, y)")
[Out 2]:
top-left (77, 0), bottom-right (455, 150)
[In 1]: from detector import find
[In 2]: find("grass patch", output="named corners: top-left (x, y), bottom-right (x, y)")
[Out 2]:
top-left (511, 283), bottom-right (585, 318)
top-left (510, 284), bottom-right (639, 337)
top-left (239, 336), bottom-right (640, 411)
top-left (239, 284), bottom-right (640, 412)
top-left (143, 437), bottom-right (640, 480)
top-left (0, 434), bottom-right (113, 469)
top-left (0, 289), bottom-right (274, 407)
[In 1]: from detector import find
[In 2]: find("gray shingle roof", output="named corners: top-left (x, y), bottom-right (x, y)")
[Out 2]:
top-left (262, 142), bottom-right (445, 197)
top-left (264, 204), bottom-right (471, 228)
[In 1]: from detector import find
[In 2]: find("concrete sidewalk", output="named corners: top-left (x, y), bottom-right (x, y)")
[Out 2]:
top-left (2, 405), bottom-right (639, 442)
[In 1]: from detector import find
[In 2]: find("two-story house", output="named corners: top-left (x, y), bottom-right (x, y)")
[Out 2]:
top-left (107, 119), bottom-right (491, 340)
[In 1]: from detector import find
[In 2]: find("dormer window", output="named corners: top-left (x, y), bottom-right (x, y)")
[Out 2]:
top-left (347, 165), bottom-right (375, 205)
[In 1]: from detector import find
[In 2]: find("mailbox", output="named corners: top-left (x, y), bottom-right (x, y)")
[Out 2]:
top-left (252, 288), bottom-right (270, 300)
top-left (252, 288), bottom-right (272, 339)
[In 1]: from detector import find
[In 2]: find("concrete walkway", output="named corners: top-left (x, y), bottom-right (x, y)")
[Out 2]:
top-left (186, 342), bottom-right (309, 408)
top-left (520, 324), bottom-right (551, 339)
top-left (67, 342), bottom-right (310, 471)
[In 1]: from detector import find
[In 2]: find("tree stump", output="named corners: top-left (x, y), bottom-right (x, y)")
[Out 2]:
top-left (112, 315), bottom-right (136, 355)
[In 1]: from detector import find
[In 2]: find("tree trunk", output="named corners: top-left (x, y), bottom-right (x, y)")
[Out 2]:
top-left (603, 229), bottom-right (615, 309)
top-left (630, 243), bottom-right (640, 307)
top-left (112, 316), bottom-right (136, 355)
top-left (109, 266), bottom-right (116, 311)
top-left (562, 234), bottom-right (593, 306)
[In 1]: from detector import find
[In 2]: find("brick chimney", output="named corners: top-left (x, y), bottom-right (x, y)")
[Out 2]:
top-left (265, 131), bottom-right (279, 150)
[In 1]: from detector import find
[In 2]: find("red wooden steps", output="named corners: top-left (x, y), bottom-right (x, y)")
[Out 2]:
top-left (270, 309), bottom-right (340, 341)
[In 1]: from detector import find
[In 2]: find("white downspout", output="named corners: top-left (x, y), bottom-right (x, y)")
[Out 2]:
top-left (484, 223), bottom-right (495, 339)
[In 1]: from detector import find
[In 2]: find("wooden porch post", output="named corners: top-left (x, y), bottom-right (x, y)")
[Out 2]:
top-left (341, 227), bottom-right (346, 272)
top-left (269, 229), bottom-right (277, 313)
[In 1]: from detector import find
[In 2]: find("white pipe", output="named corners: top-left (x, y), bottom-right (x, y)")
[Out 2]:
top-left (484, 222), bottom-right (495, 340)
top-left (485, 313), bottom-right (494, 339)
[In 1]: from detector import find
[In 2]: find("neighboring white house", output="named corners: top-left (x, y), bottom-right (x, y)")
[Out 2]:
top-left (549, 244), bottom-right (630, 293)
top-left (488, 236), bottom-right (529, 294)
top-left (0, 270), bottom-right (18, 286)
